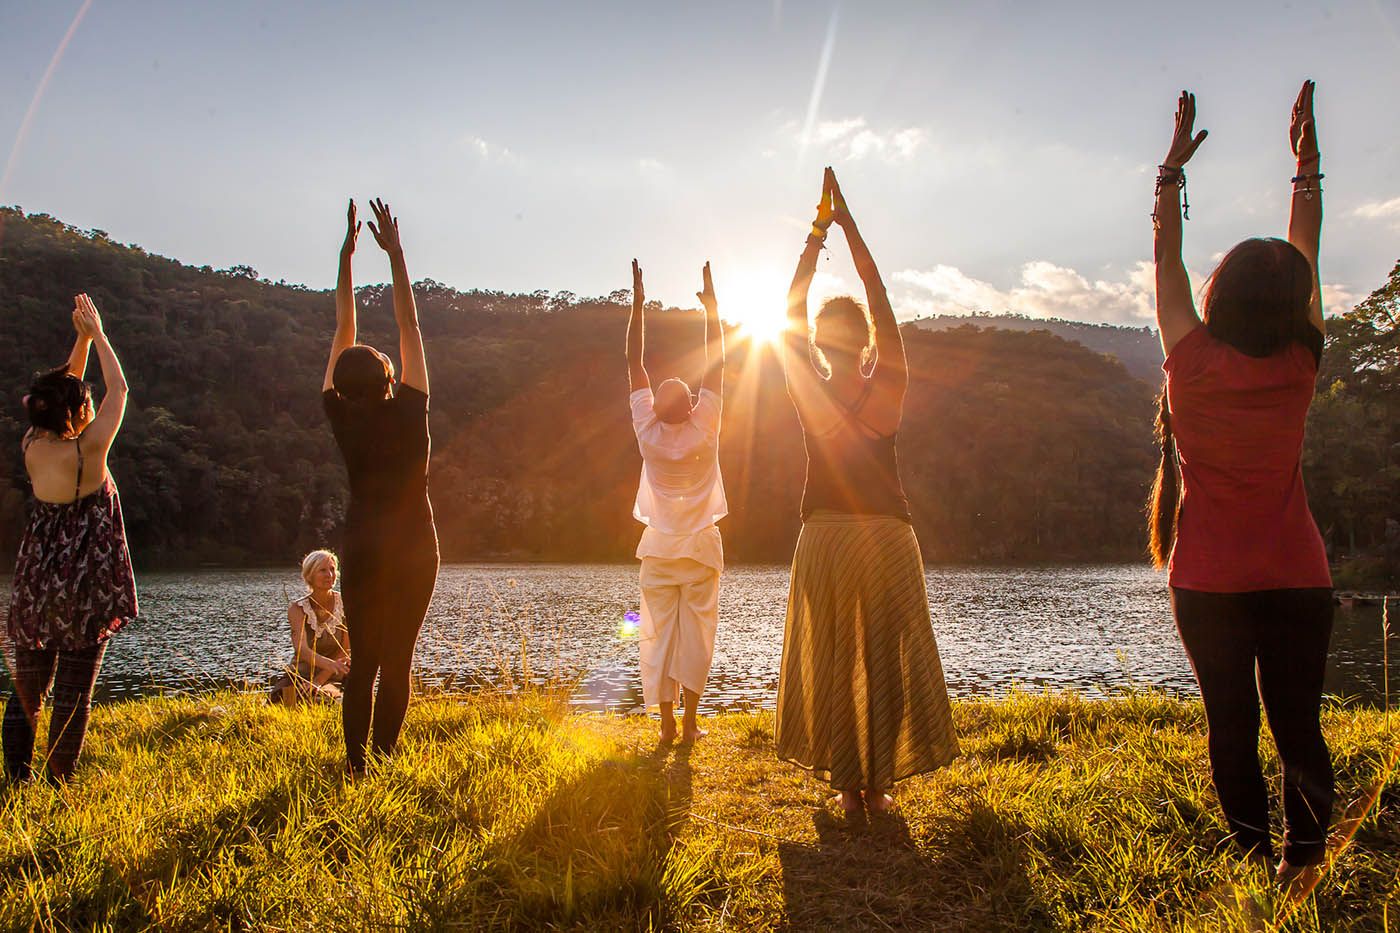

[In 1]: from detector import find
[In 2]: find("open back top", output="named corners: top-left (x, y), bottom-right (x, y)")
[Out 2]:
top-left (800, 379), bottom-right (911, 523)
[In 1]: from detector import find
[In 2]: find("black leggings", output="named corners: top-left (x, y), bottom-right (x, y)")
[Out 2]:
top-left (1172, 587), bottom-right (1335, 865)
top-left (340, 543), bottom-right (439, 771)
top-left (3, 642), bottom-right (107, 783)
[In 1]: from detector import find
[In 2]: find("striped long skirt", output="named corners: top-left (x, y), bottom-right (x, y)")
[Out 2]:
top-left (775, 512), bottom-right (959, 791)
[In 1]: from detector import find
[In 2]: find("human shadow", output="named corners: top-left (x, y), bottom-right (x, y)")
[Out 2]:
top-left (778, 796), bottom-right (1047, 931)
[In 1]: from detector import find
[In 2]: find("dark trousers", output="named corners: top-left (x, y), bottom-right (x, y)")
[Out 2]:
top-left (1172, 587), bottom-right (1335, 865)
top-left (3, 642), bottom-right (107, 783)
top-left (341, 543), bottom-right (439, 771)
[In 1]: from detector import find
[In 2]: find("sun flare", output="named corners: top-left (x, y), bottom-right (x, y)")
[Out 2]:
top-left (719, 269), bottom-right (788, 346)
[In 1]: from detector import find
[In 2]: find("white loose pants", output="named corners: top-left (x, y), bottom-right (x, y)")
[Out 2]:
top-left (638, 556), bottom-right (720, 708)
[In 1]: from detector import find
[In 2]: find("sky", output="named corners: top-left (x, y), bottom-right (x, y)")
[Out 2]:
top-left (1, 0), bottom-right (1398, 332)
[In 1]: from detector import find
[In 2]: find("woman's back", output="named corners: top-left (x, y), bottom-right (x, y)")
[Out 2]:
top-left (23, 433), bottom-right (110, 504)
top-left (323, 386), bottom-right (433, 532)
top-left (800, 381), bottom-right (910, 522)
top-left (1165, 324), bottom-right (1329, 592)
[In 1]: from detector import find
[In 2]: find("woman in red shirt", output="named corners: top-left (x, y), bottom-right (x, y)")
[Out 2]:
top-left (1151, 83), bottom-right (1332, 887)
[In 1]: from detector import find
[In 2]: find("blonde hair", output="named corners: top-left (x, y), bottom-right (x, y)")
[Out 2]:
top-left (300, 549), bottom-right (339, 589)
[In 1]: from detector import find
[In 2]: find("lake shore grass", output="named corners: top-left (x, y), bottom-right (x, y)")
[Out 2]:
top-left (0, 690), bottom-right (1395, 931)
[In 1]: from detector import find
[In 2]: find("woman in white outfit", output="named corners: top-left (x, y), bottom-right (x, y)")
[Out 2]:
top-left (626, 259), bottom-right (726, 744)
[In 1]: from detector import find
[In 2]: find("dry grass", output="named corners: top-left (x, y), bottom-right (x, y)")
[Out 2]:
top-left (0, 689), bottom-right (1395, 931)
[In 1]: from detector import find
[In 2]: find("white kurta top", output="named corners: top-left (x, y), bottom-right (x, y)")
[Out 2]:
top-left (630, 387), bottom-right (727, 573)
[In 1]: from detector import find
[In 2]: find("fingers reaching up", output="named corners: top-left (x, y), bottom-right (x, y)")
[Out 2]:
top-left (1165, 90), bottom-right (1208, 168)
top-left (1291, 79), bottom-right (1319, 165)
top-left (342, 199), bottom-right (361, 254)
top-left (814, 167), bottom-right (837, 234)
top-left (696, 261), bottom-right (717, 311)
top-left (73, 294), bottom-right (103, 338)
top-left (632, 259), bottom-right (644, 308)
top-left (367, 198), bottom-right (403, 255)
top-left (829, 167), bottom-right (852, 228)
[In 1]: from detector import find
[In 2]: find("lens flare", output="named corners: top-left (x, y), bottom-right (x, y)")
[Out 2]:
top-left (619, 610), bottom-right (640, 637)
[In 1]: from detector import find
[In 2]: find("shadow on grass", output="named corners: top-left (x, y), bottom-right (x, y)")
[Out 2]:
top-left (778, 796), bottom-right (1051, 931)
top-left (386, 733), bottom-right (698, 929)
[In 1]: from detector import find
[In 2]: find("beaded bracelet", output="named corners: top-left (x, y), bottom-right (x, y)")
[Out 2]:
top-left (1291, 171), bottom-right (1325, 200)
top-left (1152, 165), bottom-right (1190, 229)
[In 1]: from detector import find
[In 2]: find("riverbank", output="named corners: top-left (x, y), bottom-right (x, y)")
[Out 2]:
top-left (1, 690), bottom-right (1395, 931)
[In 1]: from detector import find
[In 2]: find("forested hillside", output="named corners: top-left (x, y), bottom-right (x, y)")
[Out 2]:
top-left (0, 209), bottom-right (1393, 574)
top-left (910, 313), bottom-right (1163, 384)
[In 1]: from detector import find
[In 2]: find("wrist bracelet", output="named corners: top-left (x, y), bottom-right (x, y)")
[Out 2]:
top-left (1291, 171), bottom-right (1325, 201)
top-left (1152, 165), bottom-right (1190, 228)
top-left (810, 224), bottom-right (829, 242)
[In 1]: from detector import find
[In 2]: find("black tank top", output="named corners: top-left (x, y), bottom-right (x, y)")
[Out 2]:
top-left (800, 380), bottom-right (911, 522)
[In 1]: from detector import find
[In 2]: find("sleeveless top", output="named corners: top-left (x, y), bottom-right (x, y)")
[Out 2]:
top-left (7, 434), bottom-right (139, 650)
top-left (800, 380), bottom-right (912, 522)
top-left (290, 592), bottom-right (348, 678)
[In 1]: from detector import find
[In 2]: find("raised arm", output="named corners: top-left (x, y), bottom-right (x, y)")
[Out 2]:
top-left (368, 198), bottom-right (428, 394)
top-left (698, 262), bottom-right (724, 396)
top-left (1288, 79), bottom-right (1324, 336)
top-left (627, 259), bottom-right (649, 391)
top-left (778, 169), bottom-right (844, 433)
top-left (831, 171), bottom-right (906, 401)
top-left (74, 294), bottom-right (128, 454)
top-left (1153, 91), bottom-right (1209, 357)
top-left (65, 297), bottom-right (92, 379)
top-left (323, 199), bottom-right (360, 392)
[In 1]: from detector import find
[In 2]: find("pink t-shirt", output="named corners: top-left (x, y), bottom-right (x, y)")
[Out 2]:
top-left (1164, 325), bottom-right (1331, 593)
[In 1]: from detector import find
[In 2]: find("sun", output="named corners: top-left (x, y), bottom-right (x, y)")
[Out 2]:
top-left (719, 269), bottom-right (788, 346)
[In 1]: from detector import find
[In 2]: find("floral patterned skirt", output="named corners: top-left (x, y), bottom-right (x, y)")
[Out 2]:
top-left (7, 478), bottom-right (138, 651)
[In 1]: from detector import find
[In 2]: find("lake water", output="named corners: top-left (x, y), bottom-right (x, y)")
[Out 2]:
top-left (0, 564), bottom-right (1393, 712)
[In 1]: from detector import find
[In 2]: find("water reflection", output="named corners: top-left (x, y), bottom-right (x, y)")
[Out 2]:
top-left (0, 564), bottom-right (1392, 713)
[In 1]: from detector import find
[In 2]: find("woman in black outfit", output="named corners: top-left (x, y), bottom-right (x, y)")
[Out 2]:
top-left (322, 198), bottom-right (439, 774)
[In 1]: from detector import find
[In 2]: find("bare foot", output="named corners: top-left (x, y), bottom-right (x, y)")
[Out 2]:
top-left (864, 790), bottom-right (896, 814)
top-left (1276, 860), bottom-right (1325, 901)
top-left (831, 790), bottom-right (862, 813)
top-left (659, 719), bottom-right (678, 744)
top-left (680, 725), bottom-right (707, 744)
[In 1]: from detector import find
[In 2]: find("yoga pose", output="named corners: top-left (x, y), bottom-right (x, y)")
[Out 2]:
top-left (269, 550), bottom-right (350, 706)
top-left (775, 168), bottom-right (958, 813)
top-left (626, 259), bottom-right (727, 743)
top-left (4, 295), bottom-right (136, 783)
top-left (323, 199), bottom-right (439, 774)
top-left (1151, 84), bottom-right (1333, 887)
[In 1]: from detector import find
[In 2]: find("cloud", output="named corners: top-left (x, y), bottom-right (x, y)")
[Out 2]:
top-left (894, 260), bottom-right (1157, 324)
top-left (1353, 196), bottom-right (1400, 224)
top-left (1321, 282), bottom-right (1360, 313)
top-left (790, 117), bottom-right (927, 163)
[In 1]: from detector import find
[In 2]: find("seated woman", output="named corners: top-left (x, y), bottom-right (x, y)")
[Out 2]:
top-left (270, 550), bottom-right (350, 705)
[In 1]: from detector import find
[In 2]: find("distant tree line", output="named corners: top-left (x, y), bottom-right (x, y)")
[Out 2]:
top-left (0, 208), bottom-right (1394, 577)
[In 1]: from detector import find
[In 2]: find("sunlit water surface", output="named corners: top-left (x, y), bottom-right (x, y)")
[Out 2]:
top-left (0, 564), bottom-right (1392, 712)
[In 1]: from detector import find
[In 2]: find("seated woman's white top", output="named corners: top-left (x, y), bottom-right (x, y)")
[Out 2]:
top-left (295, 592), bottom-right (345, 637)
top-left (630, 387), bottom-right (727, 572)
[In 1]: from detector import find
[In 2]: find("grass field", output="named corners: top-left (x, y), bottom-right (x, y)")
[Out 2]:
top-left (0, 689), bottom-right (1395, 931)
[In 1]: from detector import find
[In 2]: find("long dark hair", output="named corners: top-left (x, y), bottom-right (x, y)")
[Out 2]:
top-left (1201, 237), bottom-right (1314, 357)
top-left (1147, 389), bottom-right (1179, 569)
top-left (24, 367), bottom-right (91, 437)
